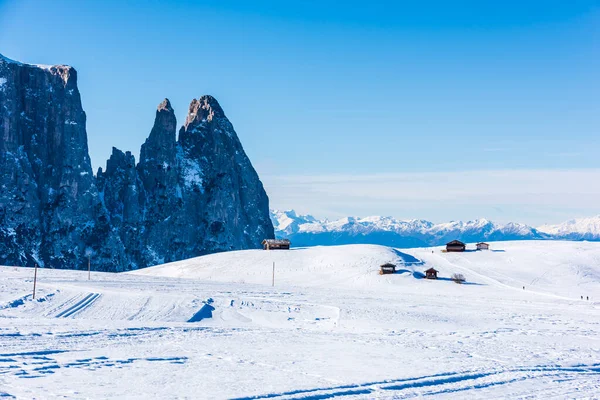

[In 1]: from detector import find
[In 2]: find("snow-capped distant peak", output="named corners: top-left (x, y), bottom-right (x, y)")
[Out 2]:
top-left (270, 209), bottom-right (600, 247)
top-left (270, 209), bottom-right (318, 235)
top-left (538, 215), bottom-right (600, 238)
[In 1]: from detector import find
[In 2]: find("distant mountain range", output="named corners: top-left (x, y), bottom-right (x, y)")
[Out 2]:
top-left (538, 216), bottom-right (600, 241)
top-left (271, 210), bottom-right (600, 248)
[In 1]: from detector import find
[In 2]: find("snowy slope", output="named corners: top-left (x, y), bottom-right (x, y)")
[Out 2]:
top-left (132, 241), bottom-right (600, 298)
top-left (408, 241), bottom-right (600, 298)
top-left (131, 245), bottom-right (426, 291)
top-left (1, 241), bottom-right (599, 399)
top-left (538, 215), bottom-right (600, 240)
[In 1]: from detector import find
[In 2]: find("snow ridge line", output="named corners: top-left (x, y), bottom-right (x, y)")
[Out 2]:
top-left (55, 293), bottom-right (100, 318)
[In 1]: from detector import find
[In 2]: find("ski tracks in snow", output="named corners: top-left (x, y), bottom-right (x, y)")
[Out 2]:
top-left (54, 293), bottom-right (101, 318)
top-left (235, 363), bottom-right (600, 399)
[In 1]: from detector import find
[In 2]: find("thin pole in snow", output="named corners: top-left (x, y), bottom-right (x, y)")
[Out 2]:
top-left (272, 262), bottom-right (275, 287)
top-left (32, 263), bottom-right (38, 300)
top-left (88, 255), bottom-right (91, 280)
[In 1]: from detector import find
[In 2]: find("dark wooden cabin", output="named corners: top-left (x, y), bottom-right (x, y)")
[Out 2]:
top-left (424, 267), bottom-right (439, 279)
top-left (262, 239), bottom-right (291, 250)
top-left (446, 240), bottom-right (466, 252)
top-left (379, 263), bottom-right (396, 275)
top-left (476, 242), bottom-right (490, 250)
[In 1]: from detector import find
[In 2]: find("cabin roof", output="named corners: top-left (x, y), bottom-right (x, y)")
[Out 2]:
top-left (446, 240), bottom-right (465, 246)
top-left (380, 263), bottom-right (396, 268)
top-left (425, 267), bottom-right (438, 273)
top-left (477, 242), bottom-right (489, 245)
top-left (262, 239), bottom-right (291, 245)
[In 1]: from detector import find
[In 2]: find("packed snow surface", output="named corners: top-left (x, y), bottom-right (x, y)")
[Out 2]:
top-left (1, 241), bottom-right (599, 399)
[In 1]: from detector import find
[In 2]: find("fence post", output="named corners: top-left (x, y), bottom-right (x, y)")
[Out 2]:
top-left (32, 263), bottom-right (38, 300)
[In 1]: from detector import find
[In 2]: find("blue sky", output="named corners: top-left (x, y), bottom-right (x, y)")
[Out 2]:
top-left (1, 0), bottom-right (599, 224)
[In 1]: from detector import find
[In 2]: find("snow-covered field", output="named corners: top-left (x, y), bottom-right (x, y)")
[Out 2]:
top-left (1, 241), bottom-right (599, 399)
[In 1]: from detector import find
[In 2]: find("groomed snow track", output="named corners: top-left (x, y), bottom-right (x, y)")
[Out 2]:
top-left (55, 293), bottom-right (101, 318)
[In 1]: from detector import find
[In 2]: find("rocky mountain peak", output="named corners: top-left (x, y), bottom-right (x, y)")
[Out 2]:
top-left (144, 99), bottom-right (177, 148)
top-left (158, 98), bottom-right (173, 112)
top-left (0, 55), bottom-right (273, 271)
top-left (184, 95), bottom-right (224, 128)
top-left (138, 99), bottom-right (178, 194)
top-left (105, 147), bottom-right (136, 174)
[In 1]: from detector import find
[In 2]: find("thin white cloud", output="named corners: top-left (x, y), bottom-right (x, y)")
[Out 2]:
top-left (260, 169), bottom-right (600, 225)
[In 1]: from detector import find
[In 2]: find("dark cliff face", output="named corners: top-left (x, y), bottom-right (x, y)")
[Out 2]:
top-left (0, 53), bottom-right (273, 271)
top-left (135, 99), bottom-right (182, 266)
top-left (96, 148), bottom-right (145, 269)
top-left (101, 97), bottom-right (275, 267)
top-left (177, 96), bottom-right (274, 253)
top-left (0, 54), bottom-right (126, 270)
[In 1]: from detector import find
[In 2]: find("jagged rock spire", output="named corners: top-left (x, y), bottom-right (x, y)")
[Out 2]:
top-left (147, 98), bottom-right (177, 144)
top-left (183, 95), bottom-right (225, 128)
top-left (138, 99), bottom-right (176, 172)
top-left (157, 98), bottom-right (173, 112)
top-left (1, 53), bottom-right (274, 270)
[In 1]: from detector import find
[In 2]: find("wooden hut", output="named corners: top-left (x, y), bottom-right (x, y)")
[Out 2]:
top-left (424, 268), bottom-right (439, 279)
top-left (446, 240), bottom-right (466, 252)
top-left (476, 242), bottom-right (490, 250)
top-left (262, 239), bottom-right (291, 250)
top-left (379, 263), bottom-right (396, 275)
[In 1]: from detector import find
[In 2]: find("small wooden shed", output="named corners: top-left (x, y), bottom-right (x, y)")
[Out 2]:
top-left (446, 240), bottom-right (466, 252)
top-left (262, 239), bottom-right (291, 250)
top-left (379, 263), bottom-right (396, 275)
top-left (476, 242), bottom-right (490, 250)
top-left (424, 268), bottom-right (439, 279)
